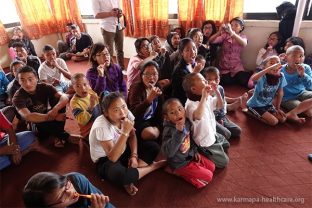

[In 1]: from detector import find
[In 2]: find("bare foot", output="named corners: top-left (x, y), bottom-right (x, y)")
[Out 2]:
top-left (228, 100), bottom-right (241, 111)
top-left (286, 112), bottom-right (306, 124)
top-left (152, 159), bottom-right (167, 170)
top-left (240, 92), bottom-right (248, 112)
top-left (164, 165), bottom-right (176, 175)
top-left (124, 183), bottom-right (138, 196)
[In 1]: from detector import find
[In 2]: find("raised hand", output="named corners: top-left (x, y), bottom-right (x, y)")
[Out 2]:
top-left (193, 62), bottom-right (203, 73)
top-left (147, 85), bottom-right (162, 103)
top-left (121, 117), bottom-right (134, 136)
top-left (296, 64), bottom-right (305, 77)
top-left (90, 193), bottom-right (110, 208)
top-left (97, 64), bottom-right (105, 77)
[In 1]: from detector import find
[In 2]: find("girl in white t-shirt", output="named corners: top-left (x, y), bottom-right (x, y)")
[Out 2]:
top-left (89, 92), bottom-right (166, 196)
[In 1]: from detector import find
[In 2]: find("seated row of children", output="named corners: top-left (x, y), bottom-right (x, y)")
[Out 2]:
top-left (1, 19), bottom-right (312, 200)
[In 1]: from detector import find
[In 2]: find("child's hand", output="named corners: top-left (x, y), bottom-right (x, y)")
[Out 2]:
top-left (2, 144), bottom-right (20, 155)
top-left (160, 47), bottom-right (166, 55)
top-left (175, 119), bottom-right (185, 132)
top-left (90, 193), bottom-right (109, 208)
top-left (193, 62), bottom-right (203, 73)
top-left (147, 85), bottom-right (162, 103)
top-left (11, 150), bottom-right (22, 165)
top-left (150, 51), bottom-right (158, 58)
top-left (52, 78), bottom-right (60, 86)
top-left (97, 65), bottom-right (105, 77)
top-left (128, 156), bottom-right (138, 168)
top-left (194, 152), bottom-right (201, 163)
top-left (89, 93), bottom-right (97, 110)
top-left (296, 64), bottom-right (305, 77)
top-left (279, 53), bottom-right (286, 61)
top-left (209, 81), bottom-right (218, 92)
top-left (121, 118), bottom-right (134, 136)
top-left (202, 85), bottom-right (211, 99)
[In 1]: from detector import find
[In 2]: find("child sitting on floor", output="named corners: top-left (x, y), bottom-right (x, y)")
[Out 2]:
top-left (161, 98), bottom-right (215, 188)
top-left (280, 45), bottom-right (312, 123)
top-left (201, 67), bottom-right (242, 139)
top-left (183, 73), bottom-right (229, 168)
top-left (70, 73), bottom-right (101, 138)
top-left (246, 56), bottom-right (287, 126)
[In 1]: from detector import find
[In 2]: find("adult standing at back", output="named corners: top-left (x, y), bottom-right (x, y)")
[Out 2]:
top-left (91, 0), bottom-right (125, 71)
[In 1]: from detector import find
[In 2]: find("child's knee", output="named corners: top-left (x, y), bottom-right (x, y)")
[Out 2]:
top-left (141, 127), bottom-right (160, 140)
top-left (215, 155), bottom-right (229, 168)
top-left (265, 117), bottom-right (279, 126)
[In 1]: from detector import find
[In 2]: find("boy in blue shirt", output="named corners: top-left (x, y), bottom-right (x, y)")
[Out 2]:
top-left (281, 45), bottom-right (312, 123)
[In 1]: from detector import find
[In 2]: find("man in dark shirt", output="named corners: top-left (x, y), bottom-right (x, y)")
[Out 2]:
top-left (12, 65), bottom-right (70, 147)
top-left (59, 24), bottom-right (93, 62)
top-left (12, 42), bottom-right (41, 73)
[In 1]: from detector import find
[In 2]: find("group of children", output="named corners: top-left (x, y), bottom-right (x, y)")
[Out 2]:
top-left (1, 16), bottom-right (312, 207)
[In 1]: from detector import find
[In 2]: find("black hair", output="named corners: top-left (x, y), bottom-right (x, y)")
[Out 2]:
top-left (166, 31), bottom-right (180, 49)
top-left (201, 20), bottom-right (217, 38)
top-left (12, 41), bottom-right (26, 49)
top-left (148, 35), bottom-right (159, 43)
top-left (182, 73), bottom-right (201, 101)
top-left (42, 44), bottom-right (55, 53)
top-left (230, 17), bottom-right (245, 32)
top-left (71, 72), bottom-right (86, 83)
top-left (264, 31), bottom-right (283, 54)
top-left (162, 98), bottom-right (182, 115)
top-left (187, 28), bottom-right (202, 40)
top-left (17, 65), bottom-right (38, 79)
top-left (285, 36), bottom-right (305, 50)
top-left (195, 54), bottom-right (205, 62)
top-left (10, 60), bottom-right (25, 74)
top-left (134, 37), bottom-right (150, 53)
top-left (89, 43), bottom-right (109, 68)
top-left (201, 66), bottom-right (220, 78)
top-left (70, 24), bottom-right (79, 30)
top-left (178, 38), bottom-right (194, 55)
top-left (100, 91), bottom-right (124, 115)
top-left (23, 172), bottom-right (67, 208)
top-left (140, 60), bottom-right (160, 77)
top-left (171, 25), bottom-right (185, 38)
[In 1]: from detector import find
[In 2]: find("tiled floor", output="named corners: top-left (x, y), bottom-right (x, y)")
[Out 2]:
top-left (1, 62), bottom-right (311, 207)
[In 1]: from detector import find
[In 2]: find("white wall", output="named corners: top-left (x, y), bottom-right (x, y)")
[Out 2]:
top-left (1, 19), bottom-right (312, 71)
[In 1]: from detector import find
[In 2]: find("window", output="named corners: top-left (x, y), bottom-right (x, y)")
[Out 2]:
top-left (77, 0), bottom-right (94, 17)
top-left (0, 0), bottom-right (20, 27)
top-left (244, 0), bottom-right (312, 20)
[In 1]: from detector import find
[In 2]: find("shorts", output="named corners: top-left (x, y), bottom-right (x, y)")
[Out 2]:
top-left (248, 105), bottom-right (276, 118)
top-left (281, 91), bottom-right (312, 111)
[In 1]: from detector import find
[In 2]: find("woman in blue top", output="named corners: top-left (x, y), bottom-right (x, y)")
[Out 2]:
top-left (247, 56), bottom-right (287, 126)
top-left (23, 172), bottom-right (114, 208)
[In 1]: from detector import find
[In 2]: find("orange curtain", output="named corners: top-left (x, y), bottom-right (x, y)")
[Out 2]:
top-left (0, 21), bottom-right (9, 46)
top-left (49, 0), bottom-right (85, 33)
top-left (178, 0), bottom-right (205, 34)
top-left (131, 0), bottom-right (169, 38)
top-left (179, 0), bottom-right (244, 34)
top-left (13, 0), bottom-right (58, 39)
top-left (121, 0), bottom-right (134, 37)
top-left (204, 0), bottom-right (244, 25)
